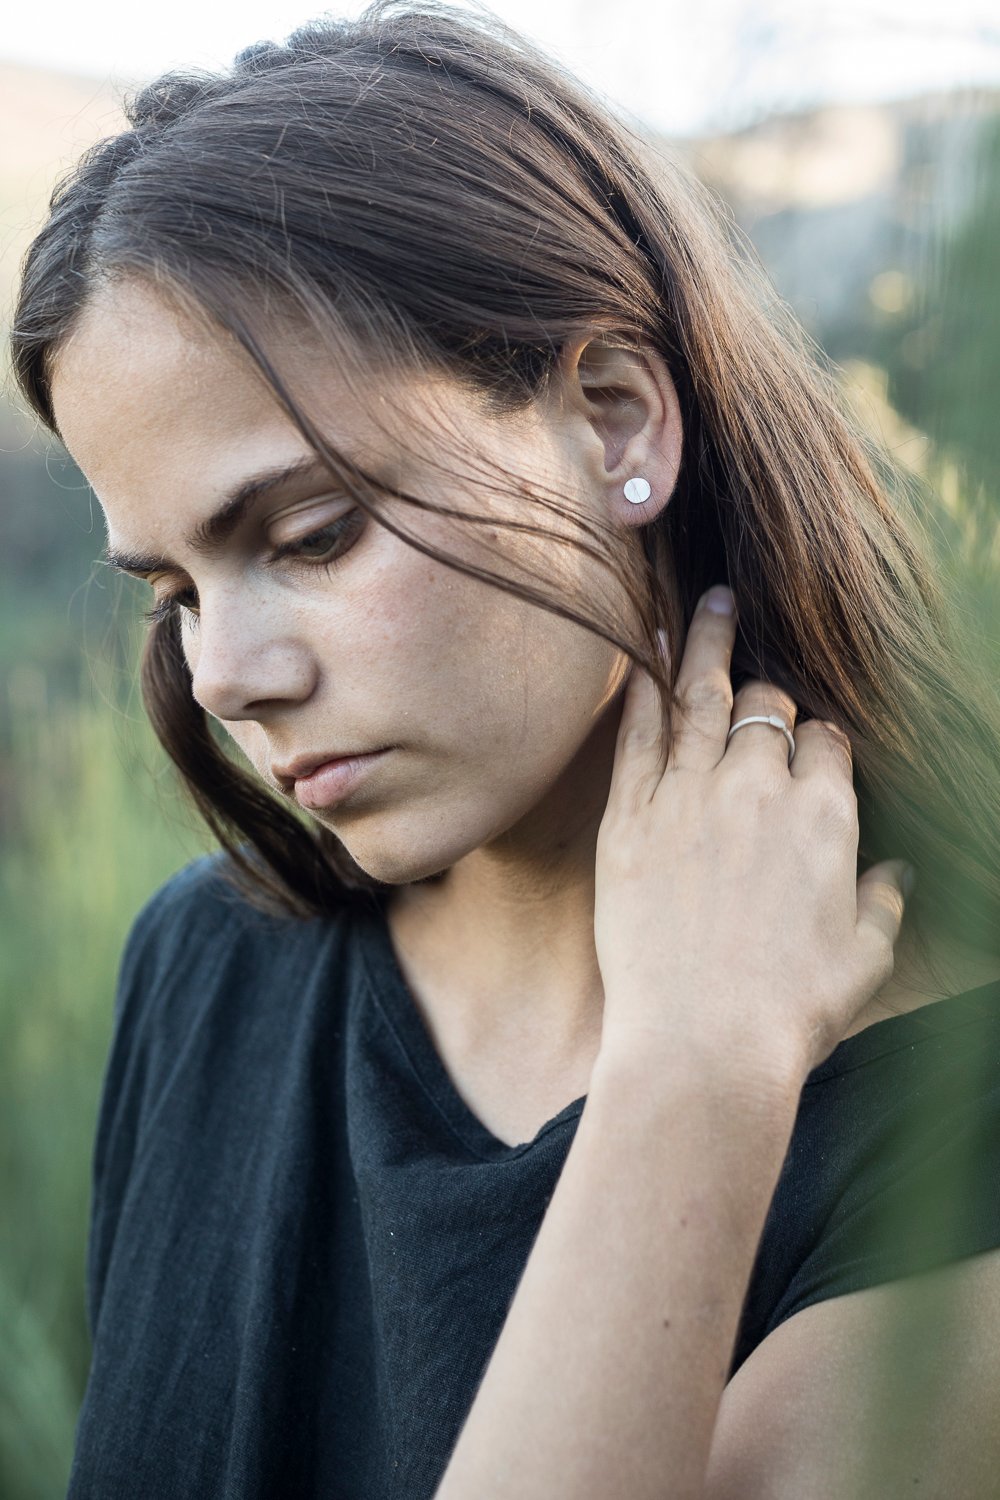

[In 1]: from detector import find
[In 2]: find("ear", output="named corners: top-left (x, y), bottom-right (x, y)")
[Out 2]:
top-left (555, 335), bottom-right (683, 528)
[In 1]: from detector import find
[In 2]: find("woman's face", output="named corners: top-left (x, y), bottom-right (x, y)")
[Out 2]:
top-left (48, 280), bottom-right (661, 885)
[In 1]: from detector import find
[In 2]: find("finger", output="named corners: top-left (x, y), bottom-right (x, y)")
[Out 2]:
top-left (607, 638), bottom-right (671, 811)
top-left (788, 717), bottom-right (854, 788)
top-left (723, 680), bottom-right (799, 771)
top-left (668, 585), bottom-right (738, 773)
top-left (855, 858), bottom-right (911, 989)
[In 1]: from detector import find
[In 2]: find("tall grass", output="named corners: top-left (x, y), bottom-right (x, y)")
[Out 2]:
top-left (0, 659), bottom-right (205, 1500)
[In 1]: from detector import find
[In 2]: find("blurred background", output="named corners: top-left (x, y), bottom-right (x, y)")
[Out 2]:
top-left (2, 1), bottom-right (1000, 1494)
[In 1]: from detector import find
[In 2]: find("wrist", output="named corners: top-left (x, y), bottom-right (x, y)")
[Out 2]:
top-left (592, 1022), bottom-right (807, 1126)
top-left (585, 1032), bottom-right (803, 1249)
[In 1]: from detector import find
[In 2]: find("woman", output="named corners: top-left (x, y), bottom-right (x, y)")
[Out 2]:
top-left (12, 2), bottom-right (1000, 1495)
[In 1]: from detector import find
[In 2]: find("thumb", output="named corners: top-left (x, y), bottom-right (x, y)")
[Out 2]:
top-left (855, 857), bottom-right (914, 978)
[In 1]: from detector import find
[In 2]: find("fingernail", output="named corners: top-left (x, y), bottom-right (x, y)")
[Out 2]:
top-left (902, 864), bottom-right (917, 900)
top-left (702, 584), bottom-right (735, 615)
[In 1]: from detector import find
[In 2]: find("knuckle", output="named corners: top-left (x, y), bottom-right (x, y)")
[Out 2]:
top-left (676, 670), bottom-right (734, 717)
top-left (821, 723), bottom-right (854, 771)
top-left (800, 717), bottom-right (854, 767)
top-left (820, 718), bottom-right (853, 748)
top-left (618, 721), bottom-right (659, 759)
top-left (809, 778), bottom-right (858, 835)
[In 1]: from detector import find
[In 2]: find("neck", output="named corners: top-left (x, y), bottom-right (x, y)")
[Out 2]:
top-left (386, 706), bottom-right (1000, 1059)
top-left (385, 701), bottom-right (621, 1060)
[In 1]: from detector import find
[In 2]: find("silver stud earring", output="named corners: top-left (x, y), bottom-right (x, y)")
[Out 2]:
top-left (623, 476), bottom-right (651, 505)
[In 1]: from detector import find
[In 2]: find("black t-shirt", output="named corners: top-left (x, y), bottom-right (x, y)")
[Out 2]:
top-left (67, 852), bottom-right (1000, 1499)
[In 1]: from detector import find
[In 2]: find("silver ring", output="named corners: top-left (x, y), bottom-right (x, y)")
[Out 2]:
top-left (725, 713), bottom-right (796, 767)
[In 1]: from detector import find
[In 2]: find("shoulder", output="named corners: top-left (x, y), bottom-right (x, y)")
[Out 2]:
top-left (86, 852), bottom-right (359, 1336)
top-left (116, 849), bottom-right (334, 1000)
top-left (709, 1005), bottom-right (1000, 1496)
top-left (107, 849), bottom-right (352, 1086)
top-left (95, 848), bottom-right (358, 1187)
top-left (733, 998), bottom-right (1000, 1369)
top-left (118, 849), bottom-right (280, 969)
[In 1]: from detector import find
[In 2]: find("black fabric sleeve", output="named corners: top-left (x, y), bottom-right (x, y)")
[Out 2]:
top-left (84, 855), bottom-right (228, 1341)
top-left (763, 1023), bottom-right (1000, 1338)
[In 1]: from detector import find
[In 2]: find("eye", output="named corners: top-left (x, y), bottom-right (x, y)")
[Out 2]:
top-left (268, 508), bottom-right (366, 571)
top-left (139, 509), bottom-right (365, 628)
top-left (142, 586), bottom-right (199, 627)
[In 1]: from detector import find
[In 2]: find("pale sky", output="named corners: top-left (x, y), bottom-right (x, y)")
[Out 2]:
top-left (3, 0), bottom-right (1000, 136)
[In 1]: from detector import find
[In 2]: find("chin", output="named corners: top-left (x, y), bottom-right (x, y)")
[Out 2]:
top-left (320, 781), bottom-right (548, 888)
top-left (322, 818), bottom-right (466, 887)
top-left (349, 848), bottom-right (454, 886)
top-left (319, 768), bottom-right (554, 882)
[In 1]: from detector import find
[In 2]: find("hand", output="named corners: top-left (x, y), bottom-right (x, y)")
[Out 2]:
top-left (593, 584), bottom-right (911, 1085)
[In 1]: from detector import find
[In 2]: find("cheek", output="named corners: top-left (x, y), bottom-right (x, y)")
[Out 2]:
top-left (218, 719), bottom-right (267, 771)
top-left (368, 509), bottom-right (626, 760)
top-left (381, 563), bottom-right (620, 768)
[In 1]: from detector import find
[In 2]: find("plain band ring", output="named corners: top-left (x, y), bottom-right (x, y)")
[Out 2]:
top-left (726, 713), bottom-right (796, 767)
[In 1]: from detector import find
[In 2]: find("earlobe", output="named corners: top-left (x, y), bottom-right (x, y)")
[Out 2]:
top-left (558, 335), bottom-right (682, 527)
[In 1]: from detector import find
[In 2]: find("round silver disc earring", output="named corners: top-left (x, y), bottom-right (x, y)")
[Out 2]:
top-left (623, 476), bottom-right (651, 505)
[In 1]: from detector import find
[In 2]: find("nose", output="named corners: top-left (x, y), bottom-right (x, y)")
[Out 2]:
top-left (186, 592), bottom-right (318, 720)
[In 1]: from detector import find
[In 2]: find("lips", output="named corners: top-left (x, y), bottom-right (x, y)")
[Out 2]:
top-left (288, 749), bottom-right (391, 812)
top-left (271, 749), bottom-right (386, 791)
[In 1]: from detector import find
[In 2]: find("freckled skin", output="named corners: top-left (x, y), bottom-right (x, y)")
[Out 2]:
top-left (46, 280), bottom-right (1000, 1134)
top-left (48, 278), bottom-right (685, 1085)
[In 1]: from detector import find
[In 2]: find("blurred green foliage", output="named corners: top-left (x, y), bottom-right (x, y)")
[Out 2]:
top-left (878, 113), bottom-right (1000, 506)
top-left (1, 87), bottom-right (1000, 1499)
top-left (0, 653), bottom-right (206, 1499)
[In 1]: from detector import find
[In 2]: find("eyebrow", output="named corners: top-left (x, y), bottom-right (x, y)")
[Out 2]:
top-left (102, 454), bottom-right (335, 576)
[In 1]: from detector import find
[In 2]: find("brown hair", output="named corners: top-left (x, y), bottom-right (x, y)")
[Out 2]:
top-left (9, 0), bottom-right (1000, 967)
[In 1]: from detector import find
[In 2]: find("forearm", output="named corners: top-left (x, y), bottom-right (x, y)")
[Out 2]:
top-left (434, 1040), bottom-right (803, 1500)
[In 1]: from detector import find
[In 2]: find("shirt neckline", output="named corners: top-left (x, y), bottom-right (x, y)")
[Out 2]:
top-left (354, 893), bottom-right (1000, 1137)
top-left (354, 895), bottom-right (587, 1161)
